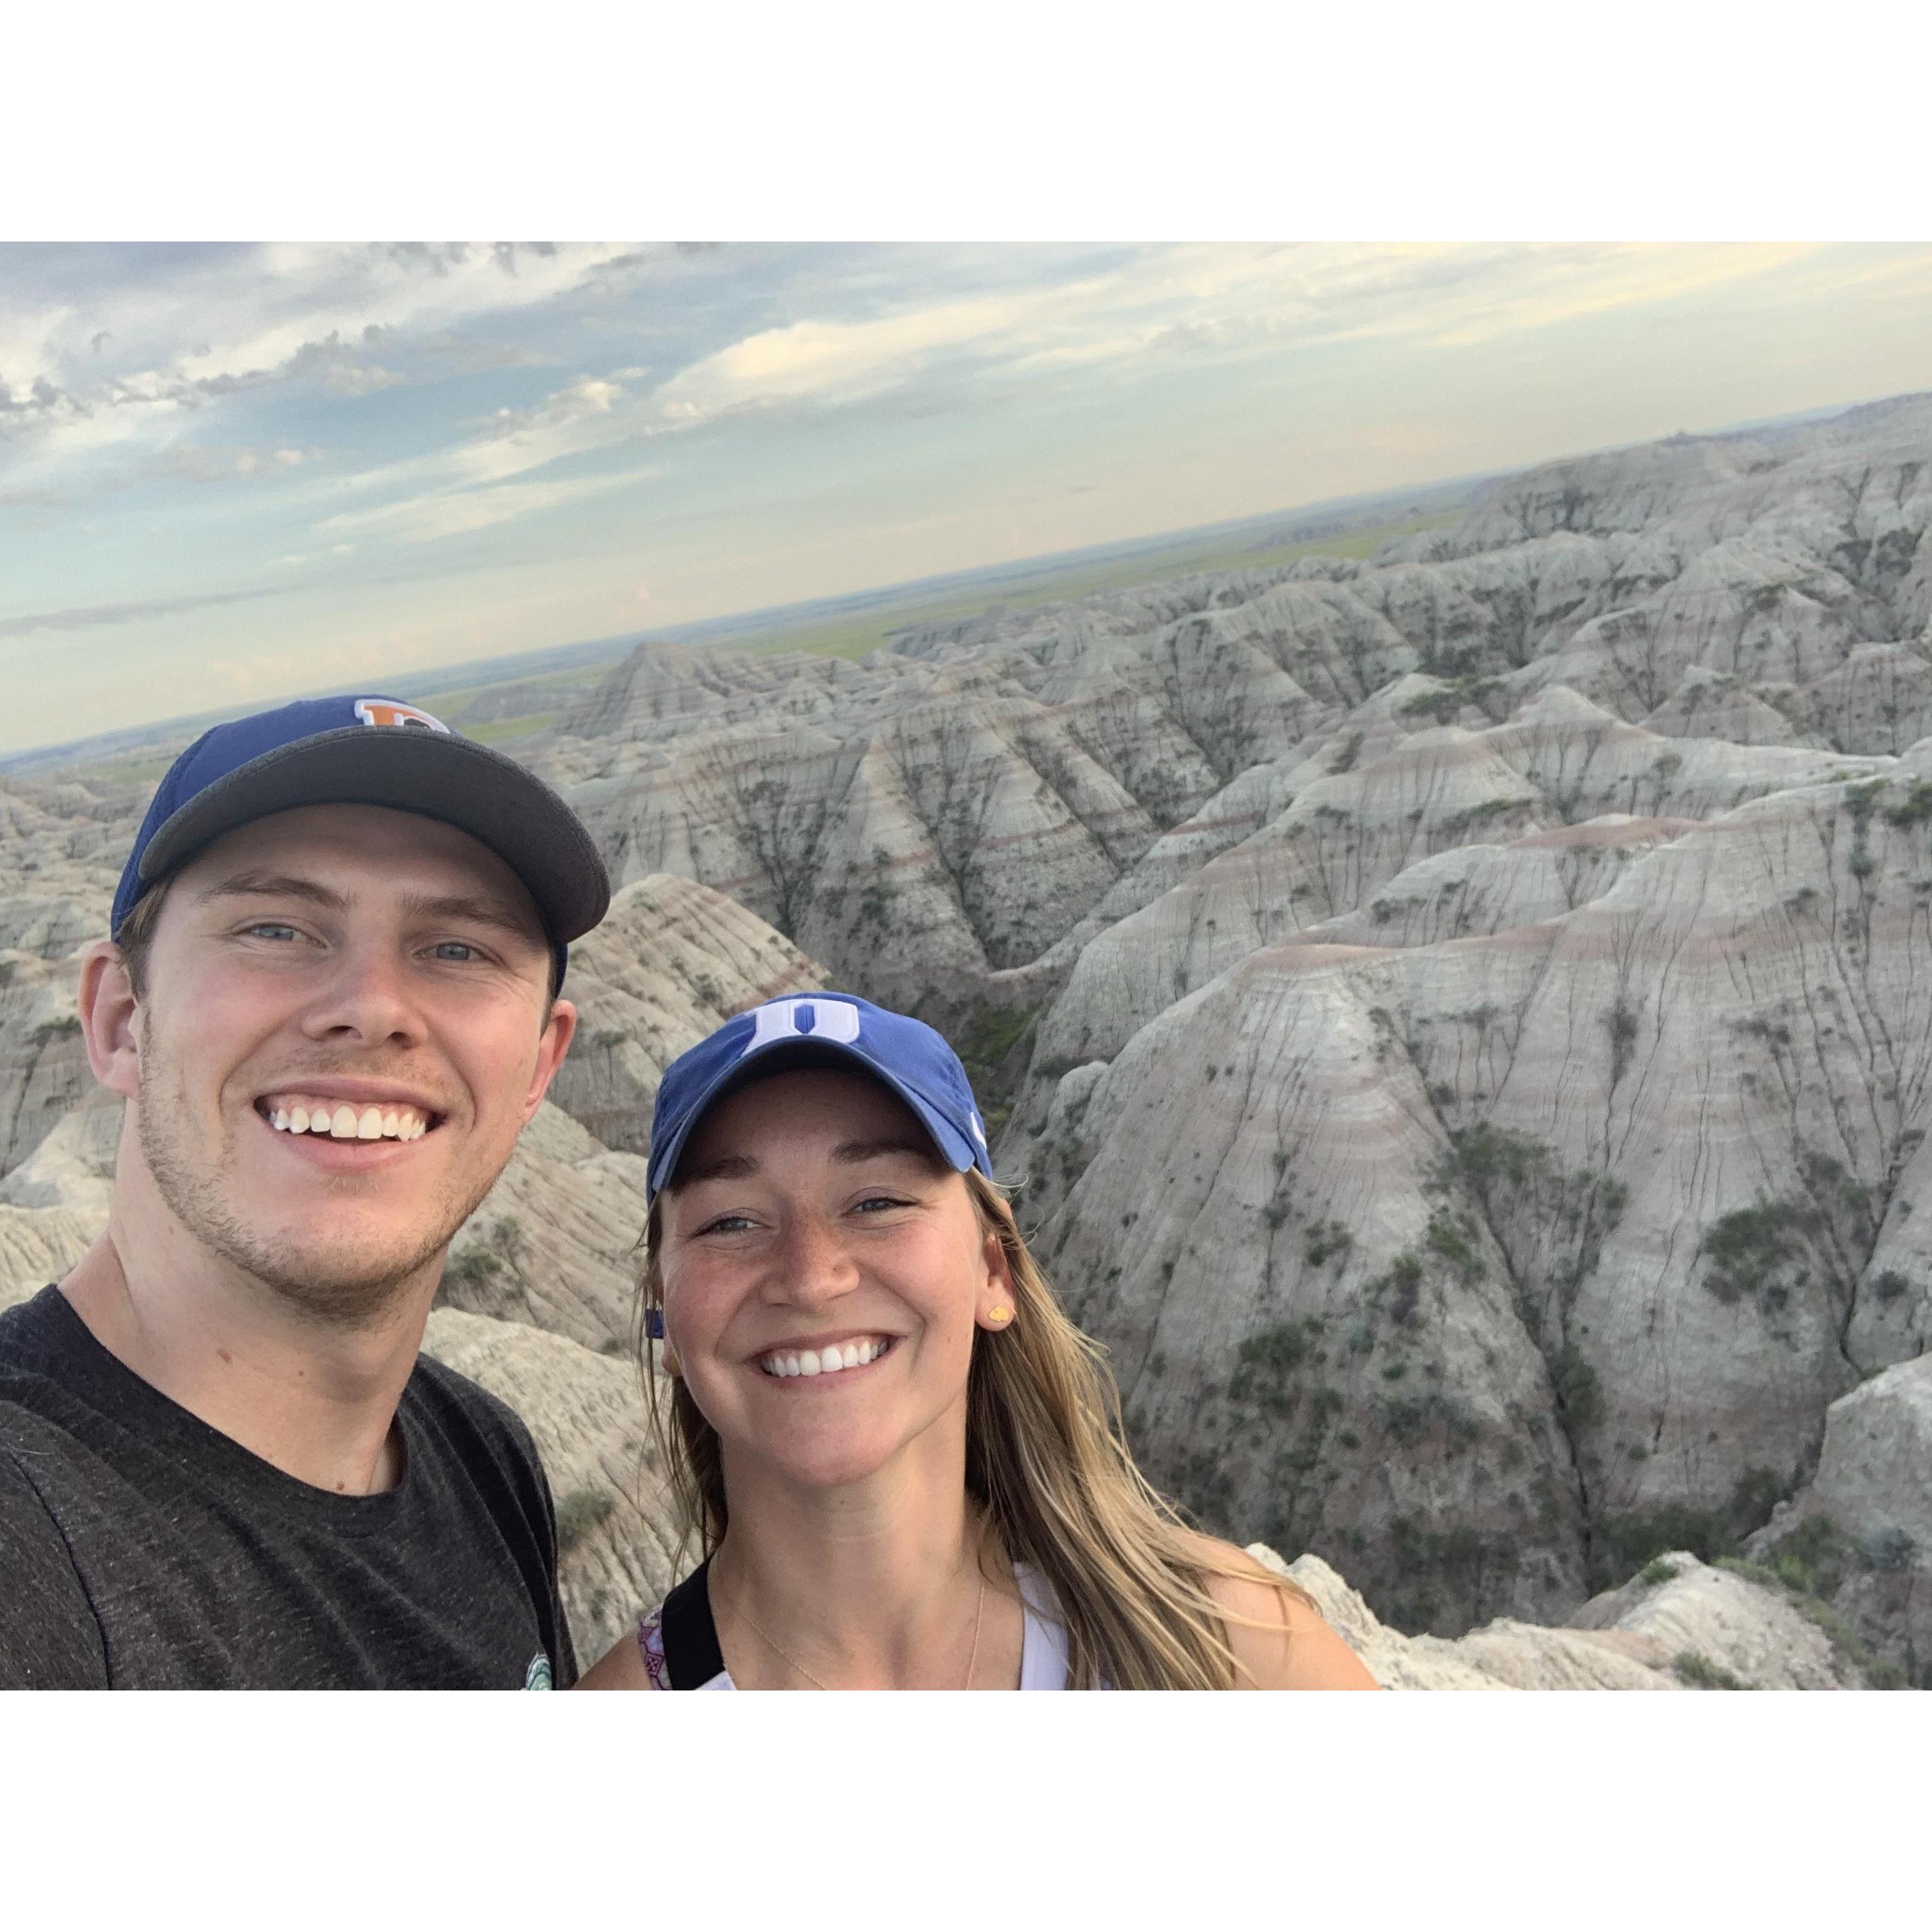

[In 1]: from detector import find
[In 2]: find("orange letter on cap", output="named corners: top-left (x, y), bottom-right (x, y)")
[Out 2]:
top-left (354, 699), bottom-right (450, 733)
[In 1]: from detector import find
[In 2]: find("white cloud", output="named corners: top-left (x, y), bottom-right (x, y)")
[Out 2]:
top-left (649, 293), bottom-right (1035, 423)
top-left (145, 444), bottom-right (314, 484)
top-left (0, 242), bottom-right (654, 480)
top-left (318, 465), bottom-right (655, 545)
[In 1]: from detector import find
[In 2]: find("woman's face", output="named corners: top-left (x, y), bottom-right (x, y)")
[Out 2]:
top-left (658, 1067), bottom-right (1010, 1493)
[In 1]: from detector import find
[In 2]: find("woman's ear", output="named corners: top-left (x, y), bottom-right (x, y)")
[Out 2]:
top-left (976, 1223), bottom-right (1017, 1330)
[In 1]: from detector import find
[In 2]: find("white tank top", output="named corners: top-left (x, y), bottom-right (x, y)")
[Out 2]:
top-left (638, 1560), bottom-right (1082, 1689)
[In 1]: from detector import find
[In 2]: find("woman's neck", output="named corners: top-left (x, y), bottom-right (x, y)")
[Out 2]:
top-left (706, 1436), bottom-right (1022, 1689)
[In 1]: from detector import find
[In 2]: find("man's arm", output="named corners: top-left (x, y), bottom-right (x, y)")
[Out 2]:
top-left (0, 1449), bottom-right (110, 1689)
top-left (527, 1449), bottom-right (578, 1688)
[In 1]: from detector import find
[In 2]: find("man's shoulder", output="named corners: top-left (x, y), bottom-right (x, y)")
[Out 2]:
top-left (0, 1284), bottom-right (67, 1369)
top-left (407, 1350), bottom-right (544, 1475)
top-left (0, 1288), bottom-right (103, 1446)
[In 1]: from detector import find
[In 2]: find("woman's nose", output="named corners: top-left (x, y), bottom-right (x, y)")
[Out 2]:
top-left (768, 1214), bottom-right (857, 1306)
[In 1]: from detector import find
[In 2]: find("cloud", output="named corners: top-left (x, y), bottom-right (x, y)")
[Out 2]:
top-left (144, 444), bottom-right (314, 485)
top-left (0, 581), bottom-right (294, 641)
top-left (0, 242), bottom-right (652, 469)
top-left (317, 465), bottom-right (655, 545)
top-left (317, 359), bottom-right (404, 398)
top-left (648, 294), bottom-right (1035, 425)
top-left (0, 373), bottom-right (89, 439)
top-left (478, 374), bottom-right (624, 439)
top-left (415, 330), bottom-right (557, 374)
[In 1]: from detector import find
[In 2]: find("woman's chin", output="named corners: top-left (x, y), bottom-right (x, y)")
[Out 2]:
top-left (735, 1421), bottom-right (908, 1493)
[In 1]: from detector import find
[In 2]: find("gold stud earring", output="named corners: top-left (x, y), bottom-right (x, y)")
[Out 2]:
top-left (987, 1304), bottom-right (1012, 1326)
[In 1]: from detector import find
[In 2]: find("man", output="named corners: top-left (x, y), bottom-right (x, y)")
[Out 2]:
top-left (0, 694), bottom-right (609, 1687)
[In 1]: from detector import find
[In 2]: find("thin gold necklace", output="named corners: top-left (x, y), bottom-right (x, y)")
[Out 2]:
top-left (734, 1572), bottom-right (988, 1690)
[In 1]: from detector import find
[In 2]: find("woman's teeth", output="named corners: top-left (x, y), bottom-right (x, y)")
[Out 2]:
top-left (759, 1338), bottom-right (889, 1378)
top-left (264, 1099), bottom-right (430, 1142)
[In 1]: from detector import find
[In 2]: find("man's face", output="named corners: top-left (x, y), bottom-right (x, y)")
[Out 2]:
top-left (122, 803), bottom-right (574, 1322)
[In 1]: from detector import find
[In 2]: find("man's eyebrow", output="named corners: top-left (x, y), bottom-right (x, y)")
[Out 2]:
top-left (399, 892), bottom-right (542, 940)
top-left (196, 872), bottom-right (348, 911)
top-left (192, 876), bottom-right (539, 943)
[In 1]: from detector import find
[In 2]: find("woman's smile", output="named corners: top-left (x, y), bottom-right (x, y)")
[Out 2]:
top-left (754, 1334), bottom-right (897, 1379)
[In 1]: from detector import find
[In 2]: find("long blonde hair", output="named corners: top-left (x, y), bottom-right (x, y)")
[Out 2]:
top-left (638, 1167), bottom-right (1309, 1689)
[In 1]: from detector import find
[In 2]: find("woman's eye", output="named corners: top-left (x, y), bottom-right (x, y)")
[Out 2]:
top-left (247, 923), bottom-right (302, 943)
top-left (698, 1213), bottom-right (756, 1236)
top-left (854, 1194), bottom-right (912, 1214)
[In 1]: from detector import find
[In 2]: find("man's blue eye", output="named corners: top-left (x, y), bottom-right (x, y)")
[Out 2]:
top-left (250, 923), bottom-right (300, 942)
top-left (432, 942), bottom-right (477, 962)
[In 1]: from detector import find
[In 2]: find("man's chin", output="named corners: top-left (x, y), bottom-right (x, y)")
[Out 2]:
top-left (238, 1228), bottom-right (455, 1324)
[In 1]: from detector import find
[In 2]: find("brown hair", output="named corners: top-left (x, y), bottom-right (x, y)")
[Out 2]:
top-left (113, 882), bottom-right (171, 1000)
top-left (638, 1167), bottom-right (1313, 1689)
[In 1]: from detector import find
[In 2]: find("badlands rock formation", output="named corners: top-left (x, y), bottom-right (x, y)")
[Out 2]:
top-left (4, 392), bottom-right (1929, 1683)
top-left (1254, 1545), bottom-right (1880, 1689)
top-left (516, 394), bottom-right (1929, 1672)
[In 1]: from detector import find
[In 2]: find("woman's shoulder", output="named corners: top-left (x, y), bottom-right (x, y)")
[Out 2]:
top-left (573, 1603), bottom-right (670, 1690)
top-left (1181, 1533), bottom-right (1380, 1690)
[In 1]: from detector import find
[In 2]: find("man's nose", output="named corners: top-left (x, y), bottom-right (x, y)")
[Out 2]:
top-left (766, 1213), bottom-right (858, 1308)
top-left (299, 942), bottom-right (425, 1047)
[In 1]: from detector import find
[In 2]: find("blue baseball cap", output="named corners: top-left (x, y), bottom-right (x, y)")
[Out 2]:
top-left (110, 693), bottom-right (609, 986)
top-left (646, 992), bottom-right (994, 1201)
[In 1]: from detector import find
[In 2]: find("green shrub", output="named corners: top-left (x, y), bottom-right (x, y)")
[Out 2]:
top-left (1859, 1526), bottom-right (1916, 1572)
top-left (1701, 1197), bottom-right (1823, 1308)
top-left (1639, 1557), bottom-right (1679, 1587)
top-left (556, 1486), bottom-right (617, 1552)
top-left (1674, 1651), bottom-right (1746, 1690)
top-left (1751, 1515), bottom-right (1848, 1598)
top-left (1304, 1222), bottom-right (1351, 1268)
top-left (444, 1245), bottom-right (502, 1286)
top-left (1884, 780), bottom-right (1932, 828)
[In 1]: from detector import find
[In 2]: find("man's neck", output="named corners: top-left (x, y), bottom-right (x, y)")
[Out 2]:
top-left (59, 1213), bottom-right (437, 1497)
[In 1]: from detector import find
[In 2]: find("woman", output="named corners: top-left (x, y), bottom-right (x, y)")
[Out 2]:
top-left (580, 993), bottom-right (1375, 1690)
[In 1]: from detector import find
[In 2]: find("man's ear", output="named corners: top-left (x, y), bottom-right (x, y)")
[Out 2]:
top-left (77, 940), bottom-right (143, 1102)
top-left (521, 997), bottom-right (577, 1124)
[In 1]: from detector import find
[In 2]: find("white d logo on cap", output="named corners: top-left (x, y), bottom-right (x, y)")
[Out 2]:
top-left (743, 998), bottom-right (863, 1055)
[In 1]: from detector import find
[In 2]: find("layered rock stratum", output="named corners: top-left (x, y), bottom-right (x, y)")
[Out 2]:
top-left (5, 392), bottom-right (1930, 1684)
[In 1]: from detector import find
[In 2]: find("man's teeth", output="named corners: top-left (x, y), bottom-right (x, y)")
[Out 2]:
top-left (265, 1098), bottom-right (429, 1142)
top-left (759, 1338), bottom-right (888, 1378)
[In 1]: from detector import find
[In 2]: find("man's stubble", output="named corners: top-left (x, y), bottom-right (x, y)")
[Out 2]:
top-left (133, 1011), bottom-right (504, 1330)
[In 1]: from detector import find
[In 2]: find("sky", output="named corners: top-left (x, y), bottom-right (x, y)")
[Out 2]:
top-left (4, 240), bottom-right (1932, 754)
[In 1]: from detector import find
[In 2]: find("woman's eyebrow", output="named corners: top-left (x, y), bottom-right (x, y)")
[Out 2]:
top-left (832, 1137), bottom-right (937, 1166)
top-left (679, 1152), bottom-right (760, 1186)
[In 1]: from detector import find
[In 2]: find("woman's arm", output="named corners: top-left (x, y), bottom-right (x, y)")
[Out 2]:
top-left (572, 1627), bottom-right (658, 1689)
top-left (1189, 1536), bottom-right (1380, 1689)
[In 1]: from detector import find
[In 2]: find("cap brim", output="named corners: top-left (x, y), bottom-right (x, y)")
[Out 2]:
top-left (136, 727), bottom-right (610, 943)
top-left (647, 1036), bottom-right (980, 1199)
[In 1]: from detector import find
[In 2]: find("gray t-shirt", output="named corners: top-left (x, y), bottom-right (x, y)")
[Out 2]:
top-left (0, 1285), bottom-right (576, 1690)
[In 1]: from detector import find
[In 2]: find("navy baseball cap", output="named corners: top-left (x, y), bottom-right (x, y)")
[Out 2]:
top-left (646, 992), bottom-right (994, 1201)
top-left (110, 693), bottom-right (609, 986)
